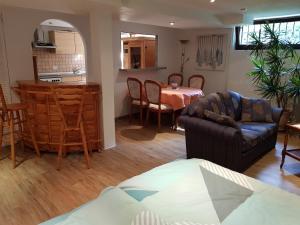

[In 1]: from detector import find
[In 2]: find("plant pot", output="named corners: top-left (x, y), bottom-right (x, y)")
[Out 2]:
top-left (278, 110), bottom-right (291, 131)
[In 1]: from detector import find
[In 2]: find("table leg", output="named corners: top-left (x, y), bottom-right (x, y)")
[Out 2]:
top-left (280, 130), bottom-right (289, 169)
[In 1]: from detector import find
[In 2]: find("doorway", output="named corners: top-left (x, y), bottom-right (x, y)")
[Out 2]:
top-left (32, 19), bottom-right (87, 83)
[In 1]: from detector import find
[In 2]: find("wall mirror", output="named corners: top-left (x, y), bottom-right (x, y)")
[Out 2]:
top-left (121, 32), bottom-right (157, 70)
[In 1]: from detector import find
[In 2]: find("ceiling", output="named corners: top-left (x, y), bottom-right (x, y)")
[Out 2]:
top-left (0, 0), bottom-right (300, 28)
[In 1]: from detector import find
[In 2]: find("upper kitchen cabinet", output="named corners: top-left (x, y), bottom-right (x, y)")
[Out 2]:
top-left (74, 32), bottom-right (84, 54)
top-left (49, 31), bottom-right (76, 54)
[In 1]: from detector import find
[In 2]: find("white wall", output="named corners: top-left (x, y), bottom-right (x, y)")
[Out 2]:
top-left (113, 21), bottom-right (180, 118)
top-left (177, 28), bottom-right (232, 94)
top-left (177, 27), bottom-right (258, 97)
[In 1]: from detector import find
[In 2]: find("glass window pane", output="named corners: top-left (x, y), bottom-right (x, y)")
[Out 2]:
top-left (237, 18), bottom-right (300, 47)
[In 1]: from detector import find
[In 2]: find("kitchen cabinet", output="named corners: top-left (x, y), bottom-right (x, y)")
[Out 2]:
top-left (75, 32), bottom-right (84, 54)
top-left (122, 38), bottom-right (156, 69)
top-left (49, 31), bottom-right (84, 55)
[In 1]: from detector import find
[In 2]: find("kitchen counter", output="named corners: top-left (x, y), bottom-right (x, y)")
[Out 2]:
top-left (38, 71), bottom-right (86, 77)
top-left (16, 80), bottom-right (102, 152)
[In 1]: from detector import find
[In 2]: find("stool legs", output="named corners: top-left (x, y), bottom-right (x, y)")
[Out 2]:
top-left (9, 112), bottom-right (16, 168)
top-left (24, 110), bottom-right (40, 157)
top-left (0, 118), bottom-right (3, 159)
top-left (57, 127), bottom-right (65, 170)
top-left (80, 122), bottom-right (90, 169)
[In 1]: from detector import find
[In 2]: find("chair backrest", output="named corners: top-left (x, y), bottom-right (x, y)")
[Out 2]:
top-left (0, 84), bottom-right (8, 121)
top-left (144, 80), bottom-right (161, 105)
top-left (127, 78), bottom-right (143, 101)
top-left (168, 73), bottom-right (183, 86)
top-left (52, 86), bottom-right (86, 129)
top-left (188, 75), bottom-right (205, 90)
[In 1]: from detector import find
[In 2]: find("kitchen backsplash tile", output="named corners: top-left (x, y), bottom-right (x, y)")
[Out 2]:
top-left (33, 48), bottom-right (85, 73)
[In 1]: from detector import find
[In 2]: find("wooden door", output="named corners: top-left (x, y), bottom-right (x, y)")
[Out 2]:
top-left (144, 40), bottom-right (156, 68)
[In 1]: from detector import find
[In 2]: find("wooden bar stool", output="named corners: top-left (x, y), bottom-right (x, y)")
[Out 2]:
top-left (0, 85), bottom-right (40, 168)
top-left (52, 86), bottom-right (90, 170)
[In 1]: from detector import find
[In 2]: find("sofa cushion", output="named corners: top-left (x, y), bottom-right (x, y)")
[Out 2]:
top-left (206, 93), bottom-right (227, 115)
top-left (181, 97), bottom-right (212, 118)
top-left (204, 110), bottom-right (240, 129)
top-left (238, 122), bottom-right (277, 153)
top-left (218, 90), bottom-right (242, 120)
top-left (241, 97), bottom-right (273, 122)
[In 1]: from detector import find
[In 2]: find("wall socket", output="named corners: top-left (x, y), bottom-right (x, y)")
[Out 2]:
top-left (53, 65), bottom-right (58, 71)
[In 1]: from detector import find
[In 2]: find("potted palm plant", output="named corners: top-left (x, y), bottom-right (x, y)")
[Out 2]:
top-left (248, 24), bottom-right (300, 130)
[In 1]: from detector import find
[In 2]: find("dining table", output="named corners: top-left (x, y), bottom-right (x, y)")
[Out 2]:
top-left (160, 86), bottom-right (204, 110)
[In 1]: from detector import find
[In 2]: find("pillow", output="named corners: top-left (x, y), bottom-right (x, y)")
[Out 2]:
top-left (218, 90), bottom-right (242, 120)
top-left (241, 97), bottom-right (273, 122)
top-left (182, 97), bottom-right (211, 118)
top-left (206, 93), bottom-right (227, 115)
top-left (204, 110), bottom-right (240, 130)
top-left (218, 91), bottom-right (236, 119)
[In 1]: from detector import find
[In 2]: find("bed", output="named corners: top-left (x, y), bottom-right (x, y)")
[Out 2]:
top-left (40, 159), bottom-right (300, 225)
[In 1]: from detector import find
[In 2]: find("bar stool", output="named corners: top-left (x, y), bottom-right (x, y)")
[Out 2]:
top-left (52, 86), bottom-right (90, 170)
top-left (0, 85), bottom-right (40, 168)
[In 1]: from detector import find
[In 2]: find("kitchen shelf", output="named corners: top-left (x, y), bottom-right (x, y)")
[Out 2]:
top-left (119, 66), bottom-right (167, 73)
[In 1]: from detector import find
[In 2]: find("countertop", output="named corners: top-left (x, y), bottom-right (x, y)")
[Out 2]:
top-left (16, 80), bottom-right (99, 87)
top-left (38, 71), bottom-right (86, 77)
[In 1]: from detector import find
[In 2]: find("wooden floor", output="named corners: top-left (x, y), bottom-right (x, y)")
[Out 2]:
top-left (0, 118), bottom-right (300, 225)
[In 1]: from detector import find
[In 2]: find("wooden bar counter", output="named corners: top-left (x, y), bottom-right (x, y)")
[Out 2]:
top-left (16, 80), bottom-right (102, 152)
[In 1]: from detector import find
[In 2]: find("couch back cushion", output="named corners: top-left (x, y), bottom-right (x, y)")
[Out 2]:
top-left (206, 93), bottom-right (227, 115)
top-left (181, 97), bottom-right (212, 118)
top-left (204, 110), bottom-right (240, 129)
top-left (218, 90), bottom-right (242, 120)
top-left (241, 97), bottom-right (273, 122)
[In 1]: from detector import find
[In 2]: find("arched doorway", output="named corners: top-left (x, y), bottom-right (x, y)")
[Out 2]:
top-left (31, 19), bottom-right (87, 83)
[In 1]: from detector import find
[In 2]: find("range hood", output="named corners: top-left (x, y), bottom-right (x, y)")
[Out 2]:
top-left (32, 29), bottom-right (56, 49)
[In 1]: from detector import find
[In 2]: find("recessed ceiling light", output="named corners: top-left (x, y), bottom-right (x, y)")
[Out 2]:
top-left (210, 0), bottom-right (215, 3)
top-left (170, 21), bottom-right (175, 26)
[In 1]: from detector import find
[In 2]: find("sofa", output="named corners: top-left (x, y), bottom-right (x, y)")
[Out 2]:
top-left (178, 90), bottom-right (283, 172)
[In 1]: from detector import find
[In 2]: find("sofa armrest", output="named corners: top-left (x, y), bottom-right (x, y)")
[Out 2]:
top-left (178, 116), bottom-right (241, 140)
top-left (178, 115), bottom-right (244, 170)
top-left (272, 107), bottom-right (283, 124)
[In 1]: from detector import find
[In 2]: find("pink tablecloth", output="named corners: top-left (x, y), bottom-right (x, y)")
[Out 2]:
top-left (161, 87), bottom-right (204, 110)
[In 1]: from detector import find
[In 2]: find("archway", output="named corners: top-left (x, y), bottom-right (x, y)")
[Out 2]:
top-left (31, 19), bottom-right (87, 83)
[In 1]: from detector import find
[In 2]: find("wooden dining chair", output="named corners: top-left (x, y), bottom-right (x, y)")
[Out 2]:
top-left (144, 80), bottom-right (175, 130)
top-left (188, 74), bottom-right (205, 90)
top-left (0, 85), bottom-right (40, 168)
top-left (52, 86), bottom-right (90, 170)
top-left (168, 73), bottom-right (183, 86)
top-left (127, 77), bottom-right (148, 124)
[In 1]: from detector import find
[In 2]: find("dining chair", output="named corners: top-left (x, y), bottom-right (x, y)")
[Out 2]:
top-left (144, 80), bottom-right (175, 130)
top-left (168, 73), bottom-right (183, 86)
top-left (0, 85), bottom-right (40, 168)
top-left (127, 77), bottom-right (148, 124)
top-left (188, 74), bottom-right (205, 90)
top-left (52, 86), bottom-right (90, 170)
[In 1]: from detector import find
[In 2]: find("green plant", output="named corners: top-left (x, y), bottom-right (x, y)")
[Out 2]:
top-left (248, 24), bottom-right (300, 114)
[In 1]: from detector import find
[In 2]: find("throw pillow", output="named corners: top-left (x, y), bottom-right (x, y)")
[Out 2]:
top-left (241, 97), bottom-right (273, 122)
top-left (206, 93), bottom-right (227, 115)
top-left (204, 110), bottom-right (240, 130)
top-left (182, 97), bottom-right (211, 118)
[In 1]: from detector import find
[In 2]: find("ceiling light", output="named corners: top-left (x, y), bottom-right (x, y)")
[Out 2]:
top-left (170, 22), bottom-right (175, 26)
top-left (210, 0), bottom-right (215, 3)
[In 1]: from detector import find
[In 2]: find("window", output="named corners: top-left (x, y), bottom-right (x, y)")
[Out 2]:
top-left (235, 16), bottom-right (300, 50)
